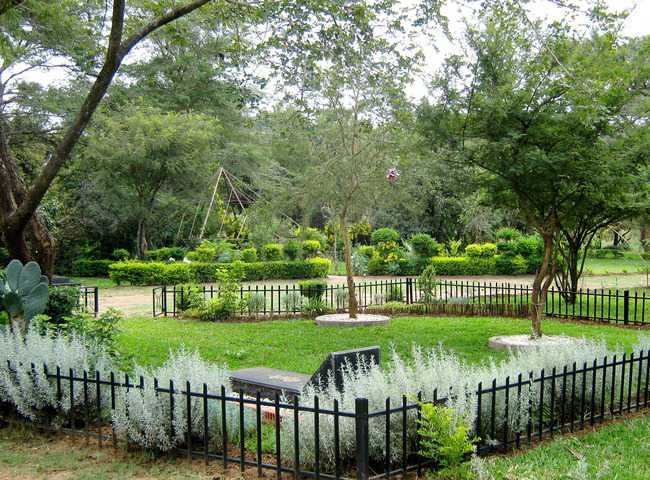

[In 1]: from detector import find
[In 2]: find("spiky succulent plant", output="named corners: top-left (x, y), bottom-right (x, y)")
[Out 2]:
top-left (0, 260), bottom-right (49, 322)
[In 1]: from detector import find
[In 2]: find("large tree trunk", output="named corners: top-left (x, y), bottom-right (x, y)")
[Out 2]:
top-left (530, 232), bottom-right (555, 339)
top-left (340, 210), bottom-right (358, 319)
top-left (136, 218), bottom-right (148, 259)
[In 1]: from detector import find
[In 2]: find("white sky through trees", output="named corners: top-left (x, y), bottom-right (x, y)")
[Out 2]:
top-left (15, 0), bottom-right (650, 104)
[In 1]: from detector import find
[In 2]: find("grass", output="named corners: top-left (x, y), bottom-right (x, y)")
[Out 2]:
top-left (69, 276), bottom-right (118, 288)
top-left (0, 424), bottom-right (216, 479)
top-left (483, 414), bottom-right (650, 479)
top-left (116, 315), bottom-right (648, 372)
top-left (583, 255), bottom-right (649, 276)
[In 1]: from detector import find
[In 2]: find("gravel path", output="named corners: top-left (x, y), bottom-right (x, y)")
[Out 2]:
top-left (99, 273), bottom-right (650, 317)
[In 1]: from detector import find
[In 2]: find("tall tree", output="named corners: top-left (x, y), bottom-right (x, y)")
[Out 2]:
top-left (418, 1), bottom-right (650, 337)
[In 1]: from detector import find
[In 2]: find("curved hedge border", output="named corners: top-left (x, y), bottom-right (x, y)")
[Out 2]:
top-left (109, 258), bottom-right (332, 285)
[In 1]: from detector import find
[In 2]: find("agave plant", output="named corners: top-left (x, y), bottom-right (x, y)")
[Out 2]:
top-left (0, 260), bottom-right (49, 329)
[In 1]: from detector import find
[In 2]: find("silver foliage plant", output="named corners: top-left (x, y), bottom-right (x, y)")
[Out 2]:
top-left (111, 348), bottom-right (253, 451)
top-left (283, 336), bottom-right (650, 468)
top-left (0, 326), bottom-right (113, 420)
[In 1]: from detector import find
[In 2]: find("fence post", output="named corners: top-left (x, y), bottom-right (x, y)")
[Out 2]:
top-left (93, 287), bottom-right (99, 316)
top-left (162, 285), bottom-right (167, 317)
top-left (355, 397), bottom-right (370, 480)
top-left (624, 290), bottom-right (630, 325)
top-left (406, 278), bottom-right (412, 304)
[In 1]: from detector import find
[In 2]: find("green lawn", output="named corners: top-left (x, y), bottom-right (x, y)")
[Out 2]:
top-left (69, 276), bottom-right (117, 288)
top-left (584, 255), bottom-right (649, 275)
top-left (483, 415), bottom-right (650, 479)
top-left (117, 315), bottom-right (646, 372)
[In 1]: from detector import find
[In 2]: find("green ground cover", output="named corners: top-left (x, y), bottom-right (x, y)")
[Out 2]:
top-left (116, 315), bottom-right (646, 372)
top-left (583, 255), bottom-right (649, 275)
top-left (483, 415), bottom-right (650, 479)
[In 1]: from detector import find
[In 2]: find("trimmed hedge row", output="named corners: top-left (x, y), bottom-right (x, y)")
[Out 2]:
top-left (109, 258), bottom-right (332, 285)
top-left (71, 259), bottom-right (114, 277)
top-left (429, 254), bottom-right (539, 276)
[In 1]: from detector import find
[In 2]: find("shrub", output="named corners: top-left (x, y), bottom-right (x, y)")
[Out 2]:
top-left (495, 227), bottom-right (522, 242)
top-left (301, 297), bottom-right (328, 316)
top-left (299, 280), bottom-right (328, 299)
top-left (357, 245), bottom-right (376, 259)
top-left (371, 227), bottom-right (399, 244)
top-left (281, 292), bottom-right (304, 313)
top-left (352, 251), bottom-right (369, 276)
top-left (418, 265), bottom-right (438, 304)
top-left (241, 247), bottom-right (258, 263)
top-left (429, 257), bottom-right (496, 275)
top-left (109, 258), bottom-right (331, 285)
top-left (409, 233), bottom-right (441, 258)
top-left (514, 235), bottom-right (543, 258)
top-left (283, 241), bottom-right (301, 260)
top-left (146, 247), bottom-right (187, 261)
top-left (198, 268), bottom-right (242, 321)
top-left (112, 248), bottom-right (130, 261)
top-left (386, 285), bottom-right (404, 302)
top-left (417, 404), bottom-right (476, 478)
top-left (496, 241), bottom-right (516, 255)
top-left (72, 259), bottom-right (113, 277)
top-left (335, 289), bottom-right (348, 310)
top-left (245, 293), bottom-right (266, 316)
top-left (447, 239), bottom-right (462, 257)
top-left (301, 240), bottom-right (321, 258)
top-left (45, 286), bottom-right (80, 321)
top-left (186, 240), bottom-right (219, 262)
top-left (177, 283), bottom-right (205, 312)
top-left (464, 243), bottom-right (496, 258)
top-left (261, 243), bottom-right (283, 261)
top-left (495, 254), bottom-right (528, 275)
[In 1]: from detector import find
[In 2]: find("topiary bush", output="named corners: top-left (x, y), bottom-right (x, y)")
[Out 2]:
top-left (371, 227), bottom-right (400, 245)
top-left (301, 240), bottom-right (321, 258)
top-left (146, 247), bottom-right (187, 261)
top-left (260, 243), bottom-right (284, 261)
top-left (356, 245), bottom-right (376, 259)
top-left (299, 279), bottom-right (328, 299)
top-left (283, 240), bottom-right (301, 260)
top-left (429, 256), bottom-right (497, 275)
top-left (495, 254), bottom-right (528, 275)
top-left (409, 233), bottom-right (441, 258)
top-left (495, 227), bottom-right (522, 242)
top-left (241, 247), bottom-right (258, 263)
top-left (112, 248), bottom-right (130, 261)
top-left (464, 243), bottom-right (496, 258)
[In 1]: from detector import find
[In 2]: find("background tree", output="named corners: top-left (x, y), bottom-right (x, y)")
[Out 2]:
top-left (81, 106), bottom-right (219, 258)
top-left (418, 1), bottom-right (650, 337)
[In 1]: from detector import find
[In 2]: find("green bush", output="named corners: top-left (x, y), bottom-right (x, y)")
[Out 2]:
top-left (495, 227), bottom-right (522, 242)
top-left (301, 239), bottom-right (321, 258)
top-left (418, 265), bottom-right (438, 304)
top-left (446, 239), bottom-right (462, 257)
top-left (496, 241), bottom-right (516, 255)
top-left (112, 248), bottom-right (130, 261)
top-left (0, 247), bottom-right (10, 267)
top-left (261, 243), bottom-right (283, 261)
top-left (371, 227), bottom-right (400, 244)
top-left (429, 256), bottom-right (497, 275)
top-left (357, 245), bottom-right (376, 259)
top-left (146, 247), bottom-right (187, 261)
top-left (177, 283), bottom-right (205, 312)
top-left (495, 254), bottom-right (528, 275)
top-left (186, 240), bottom-right (219, 262)
top-left (241, 247), bottom-right (258, 263)
top-left (299, 279), bottom-right (328, 299)
top-left (283, 241), bottom-right (301, 260)
top-left (301, 297), bottom-right (328, 316)
top-left (72, 259), bottom-right (114, 277)
top-left (464, 243), bottom-right (496, 258)
top-left (109, 258), bottom-right (331, 285)
top-left (198, 268), bottom-right (242, 321)
top-left (514, 235), bottom-right (543, 258)
top-left (589, 247), bottom-right (625, 259)
top-left (45, 286), bottom-right (80, 321)
top-left (409, 233), bottom-right (441, 258)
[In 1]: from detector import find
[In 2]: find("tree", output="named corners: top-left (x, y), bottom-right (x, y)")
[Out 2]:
top-left (0, 0), bottom-right (255, 275)
top-left (265, 0), bottom-right (441, 318)
top-left (81, 106), bottom-right (220, 257)
top-left (418, 1), bottom-right (650, 337)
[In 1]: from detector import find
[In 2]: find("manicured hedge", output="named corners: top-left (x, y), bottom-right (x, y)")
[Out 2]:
top-left (429, 256), bottom-right (497, 275)
top-left (72, 259), bottom-right (114, 277)
top-left (109, 258), bottom-right (331, 285)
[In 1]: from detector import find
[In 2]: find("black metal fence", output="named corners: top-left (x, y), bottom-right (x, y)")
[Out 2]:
top-left (5, 349), bottom-right (650, 479)
top-left (152, 279), bottom-right (650, 325)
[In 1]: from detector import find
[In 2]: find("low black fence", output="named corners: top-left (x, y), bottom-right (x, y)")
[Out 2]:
top-left (152, 279), bottom-right (649, 325)
top-left (4, 349), bottom-right (650, 479)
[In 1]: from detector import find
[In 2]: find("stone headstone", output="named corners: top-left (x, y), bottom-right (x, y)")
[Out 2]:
top-left (308, 346), bottom-right (381, 392)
